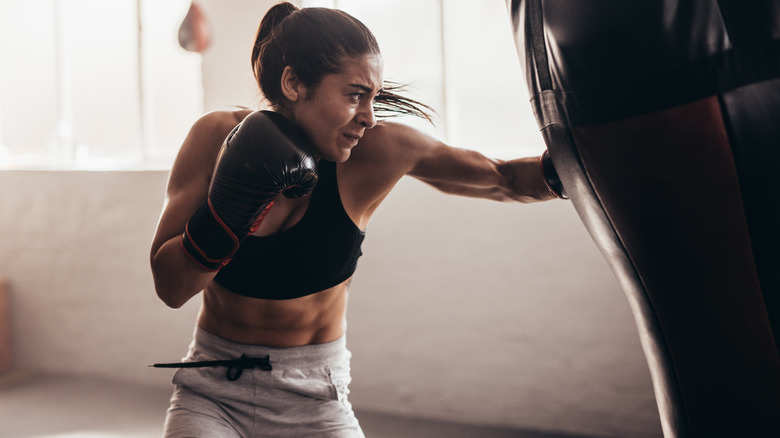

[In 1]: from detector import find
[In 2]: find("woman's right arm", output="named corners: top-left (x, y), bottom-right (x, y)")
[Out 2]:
top-left (149, 112), bottom-right (237, 308)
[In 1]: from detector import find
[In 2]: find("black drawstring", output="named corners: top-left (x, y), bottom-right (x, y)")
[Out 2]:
top-left (150, 354), bottom-right (272, 381)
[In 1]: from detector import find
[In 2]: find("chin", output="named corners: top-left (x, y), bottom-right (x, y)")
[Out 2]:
top-left (318, 147), bottom-right (351, 163)
top-left (333, 149), bottom-right (352, 163)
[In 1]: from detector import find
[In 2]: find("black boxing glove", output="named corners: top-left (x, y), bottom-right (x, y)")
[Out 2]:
top-left (180, 111), bottom-right (318, 271)
top-left (540, 149), bottom-right (568, 199)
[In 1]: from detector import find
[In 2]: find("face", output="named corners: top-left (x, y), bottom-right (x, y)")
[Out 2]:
top-left (283, 54), bottom-right (383, 163)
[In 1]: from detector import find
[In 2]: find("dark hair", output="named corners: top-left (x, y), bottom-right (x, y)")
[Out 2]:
top-left (252, 2), bottom-right (434, 122)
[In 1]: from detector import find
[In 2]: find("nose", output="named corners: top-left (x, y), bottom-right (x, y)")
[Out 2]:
top-left (356, 102), bottom-right (377, 129)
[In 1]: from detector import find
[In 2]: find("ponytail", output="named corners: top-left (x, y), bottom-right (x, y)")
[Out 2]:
top-left (252, 2), bottom-right (298, 106)
top-left (376, 82), bottom-right (435, 124)
top-left (254, 2), bottom-right (296, 45)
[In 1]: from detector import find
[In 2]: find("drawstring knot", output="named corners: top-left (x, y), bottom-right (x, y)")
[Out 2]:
top-left (225, 354), bottom-right (273, 380)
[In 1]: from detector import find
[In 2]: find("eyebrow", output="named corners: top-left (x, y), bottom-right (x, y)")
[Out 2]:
top-left (348, 83), bottom-right (381, 93)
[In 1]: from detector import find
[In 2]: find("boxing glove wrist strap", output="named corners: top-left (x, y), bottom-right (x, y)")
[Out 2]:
top-left (540, 150), bottom-right (569, 199)
top-left (180, 200), bottom-right (241, 272)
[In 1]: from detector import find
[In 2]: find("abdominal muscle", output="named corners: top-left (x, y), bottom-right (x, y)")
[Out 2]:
top-left (196, 279), bottom-right (351, 348)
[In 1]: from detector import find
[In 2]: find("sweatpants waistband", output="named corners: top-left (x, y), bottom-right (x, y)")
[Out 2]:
top-left (187, 326), bottom-right (349, 372)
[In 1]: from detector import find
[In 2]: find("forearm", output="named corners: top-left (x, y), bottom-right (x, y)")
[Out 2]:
top-left (151, 236), bottom-right (218, 308)
top-left (416, 154), bottom-right (557, 202)
top-left (418, 177), bottom-right (508, 200)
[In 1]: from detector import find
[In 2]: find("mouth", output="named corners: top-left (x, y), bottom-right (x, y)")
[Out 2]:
top-left (343, 132), bottom-right (362, 146)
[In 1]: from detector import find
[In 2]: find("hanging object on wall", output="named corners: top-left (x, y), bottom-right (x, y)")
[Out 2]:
top-left (178, 1), bottom-right (212, 53)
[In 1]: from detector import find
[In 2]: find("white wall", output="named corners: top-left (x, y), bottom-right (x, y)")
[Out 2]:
top-left (349, 180), bottom-right (662, 437)
top-left (0, 170), bottom-right (661, 438)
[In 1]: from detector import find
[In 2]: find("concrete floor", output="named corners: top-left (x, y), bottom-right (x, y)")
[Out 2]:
top-left (0, 371), bottom-right (601, 438)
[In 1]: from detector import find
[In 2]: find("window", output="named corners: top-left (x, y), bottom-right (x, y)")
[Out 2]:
top-left (0, 0), bottom-right (202, 170)
top-left (0, 0), bottom-right (544, 170)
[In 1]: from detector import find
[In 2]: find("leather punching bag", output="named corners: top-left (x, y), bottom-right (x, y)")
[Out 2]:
top-left (178, 1), bottom-right (212, 53)
top-left (506, 1), bottom-right (780, 436)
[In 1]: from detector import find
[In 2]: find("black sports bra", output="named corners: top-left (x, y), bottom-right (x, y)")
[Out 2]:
top-left (213, 160), bottom-right (365, 300)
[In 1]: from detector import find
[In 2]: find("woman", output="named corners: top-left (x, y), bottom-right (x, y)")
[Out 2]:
top-left (150, 3), bottom-right (562, 437)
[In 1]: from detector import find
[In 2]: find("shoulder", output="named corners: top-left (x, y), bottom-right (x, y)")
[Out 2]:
top-left (168, 109), bottom-right (252, 192)
top-left (351, 120), bottom-right (442, 169)
top-left (361, 120), bottom-right (438, 147)
top-left (190, 109), bottom-right (253, 142)
top-left (334, 121), bottom-right (432, 215)
top-left (182, 109), bottom-right (252, 160)
top-left (335, 120), bottom-right (443, 215)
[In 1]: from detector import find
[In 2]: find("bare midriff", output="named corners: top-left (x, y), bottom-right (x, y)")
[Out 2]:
top-left (196, 280), bottom-right (350, 347)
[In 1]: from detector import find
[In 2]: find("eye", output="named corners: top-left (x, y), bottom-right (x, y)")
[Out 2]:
top-left (348, 92), bottom-right (364, 103)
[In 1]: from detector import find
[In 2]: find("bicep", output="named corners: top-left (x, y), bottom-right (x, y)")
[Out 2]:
top-left (150, 181), bottom-right (207, 257)
top-left (150, 115), bottom-right (226, 257)
top-left (407, 139), bottom-right (503, 194)
top-left (366, 122), bottom-right (504, 197)
top-left (148, 166), bottom-right (214, 308)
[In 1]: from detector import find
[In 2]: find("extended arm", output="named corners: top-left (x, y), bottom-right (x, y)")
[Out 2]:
top-left (375, 121), bottom-right (560, 203)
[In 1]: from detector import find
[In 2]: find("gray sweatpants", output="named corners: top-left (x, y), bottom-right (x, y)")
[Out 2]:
top-left (163, 327), bottom-right (364, 437)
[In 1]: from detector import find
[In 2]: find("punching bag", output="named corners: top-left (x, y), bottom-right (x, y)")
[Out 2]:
top-left (506, 1), bottom-right (780, 436)
top-left (178, 1), bottom-right (212, 53)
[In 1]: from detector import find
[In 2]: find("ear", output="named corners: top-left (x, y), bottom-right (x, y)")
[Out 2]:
top-left (280, 66), bottom-right (308, 102)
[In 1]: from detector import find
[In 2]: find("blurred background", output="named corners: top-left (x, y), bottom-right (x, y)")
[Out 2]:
top-left (0, 0), bottom-right (662, 437)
